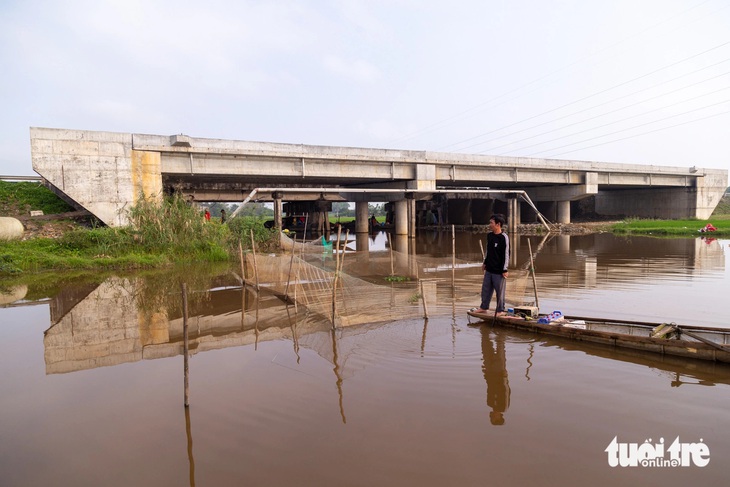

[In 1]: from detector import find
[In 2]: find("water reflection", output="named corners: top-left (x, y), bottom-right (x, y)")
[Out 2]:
top-left (3, 234), bottom-right (730, 487)
top-left (27, 234), bottom-right (729, 377)
top-left (41, 275), bottom-right (323, 374)
top-left (184, 406), bottom-right (195, 487)
top-left (480, 327), bottom-right (510, 425)
top-left (507, 326), bottom-right (730, 387)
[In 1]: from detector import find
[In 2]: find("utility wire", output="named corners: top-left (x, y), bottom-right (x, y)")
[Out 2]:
top-left (489, 76), bottom-right (730, 155)
top-left (395, 0), bottom-right (722, 147)
top-left (544, 108), bottom-right (730, 158)
top-left (391, 0), bottom-right (718, 145)
top-left (440, 40), bottom-right (730, 153)
top-left (457, 62), bottom-right (730, 154)
top-left (522, 98), bottom-right (730, 157)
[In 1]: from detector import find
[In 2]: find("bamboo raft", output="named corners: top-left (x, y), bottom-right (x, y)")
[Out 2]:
top-left (467, 311), bottom-right (730, 364)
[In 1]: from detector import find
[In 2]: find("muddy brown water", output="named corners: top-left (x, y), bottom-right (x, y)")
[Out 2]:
top-left (1, 233), bottom-right (728, 486)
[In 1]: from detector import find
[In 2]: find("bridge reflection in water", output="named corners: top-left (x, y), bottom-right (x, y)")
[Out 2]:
top-left (41, 232), bottom-right (728, 377)
top-left (42, 247), bottom-right (502, 376)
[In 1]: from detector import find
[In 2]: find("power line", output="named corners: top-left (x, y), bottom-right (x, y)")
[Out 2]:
top-left (490, 76), bottom-right (730, 155)
top-left (441, 40), bottom-right (730, 153)
top-left (522, 98), bottom-right (730, 157)
top-left (543, 108), bottom-right (730, 158)
top-left (393, 0), bottom-right (722, 147)
top-left (455, 61), bottom-right (730, 154)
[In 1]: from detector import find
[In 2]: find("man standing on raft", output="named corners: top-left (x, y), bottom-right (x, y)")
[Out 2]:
top-left (473, 214), bottom-right (510, 316)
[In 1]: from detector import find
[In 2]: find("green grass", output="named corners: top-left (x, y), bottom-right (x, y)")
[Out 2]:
top-left (0, 194), bottom-right (279, 275)
top-left (611, 218), bottom-right (730, 236)
top-left (711, 191), bottom-right (730, 215)
top-left (330, 216), bottom-right (385, 224)
top-left (0, 180), bottom-right (74, 215)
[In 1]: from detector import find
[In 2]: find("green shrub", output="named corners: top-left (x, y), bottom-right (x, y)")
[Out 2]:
top-left (226, 216), bottom-right (279, 253)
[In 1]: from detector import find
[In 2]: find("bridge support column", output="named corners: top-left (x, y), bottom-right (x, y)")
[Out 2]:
top-left (394, 234), bottom-right (409, 274)
top-left (508, 196), bottom-right (519, 234)
top-left (557, 200), bottom-right (570, 224)
top-left (355, 233), bottom-right (369, 252)
top-left (273, 192), bottom-right (283, 232)
top-left (395, 199), bottom-right (408, 235)
top-left (407, 195), bottom-right (416, 238)
top-left (355, 201), bottom-right (369, 233)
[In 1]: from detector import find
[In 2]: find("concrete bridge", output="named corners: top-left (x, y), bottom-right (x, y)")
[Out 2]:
top-left (30, 127), bottom-right (727, 232)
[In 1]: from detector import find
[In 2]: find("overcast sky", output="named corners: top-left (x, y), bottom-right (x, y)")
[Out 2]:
top-left (1, 0), bottom-right (729, 177)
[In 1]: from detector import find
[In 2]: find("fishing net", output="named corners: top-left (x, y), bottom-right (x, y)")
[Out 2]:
top-left (245, 233), bottom-right (533, 328)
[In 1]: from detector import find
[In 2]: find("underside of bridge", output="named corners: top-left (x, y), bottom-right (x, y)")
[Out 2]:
top-left (30, 128), bottom-right (728, 234)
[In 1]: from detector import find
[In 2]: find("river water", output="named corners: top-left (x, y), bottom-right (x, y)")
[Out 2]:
top-left (1, 232), bottom-right (728, 486)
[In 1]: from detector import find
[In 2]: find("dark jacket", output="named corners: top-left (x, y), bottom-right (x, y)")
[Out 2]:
top-left (483, 232), bottom-right (510, 274)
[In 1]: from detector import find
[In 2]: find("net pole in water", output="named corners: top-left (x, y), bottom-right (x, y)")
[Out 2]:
top-left (182, 282), bottom-right (190, 407)
top-left (239, 240), bottom-right (246, 327)
top-left (451, 225), bottom-right (456, 289)
top-left (250, 229), bottom-right (260, 291)
top-left (387, 232), bottom-right (394, 276)
top-left (527, 238), bottom-right (540, 310)
top-left (285, 234), bottom-right (297, 302)
top-left (420, 279), bottom-right (429, 320)
top-left (332, 226), bottom-right (342, 327)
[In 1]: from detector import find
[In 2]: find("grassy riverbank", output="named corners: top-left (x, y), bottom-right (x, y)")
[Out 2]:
top-left (1, 180), bottom-right (728, 275)
top-left (1, 187), bottom-right (277, 275)
top-left (610, 202), bottom-right (730, 236)
top-left (610, 217), bottom-right (730, 236)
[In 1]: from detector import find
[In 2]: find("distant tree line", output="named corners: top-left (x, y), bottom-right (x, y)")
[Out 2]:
top-left (201, 202), bottom-right (274, 218)
top-left (199, 201), bottom-right (386, 219)
top-left (332, 202), bottom-right (385, 217)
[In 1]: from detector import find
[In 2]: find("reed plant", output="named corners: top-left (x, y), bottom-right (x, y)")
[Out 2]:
top-left (225, 216), bottom-right (279, 252)
top-left (126, 193), bottom-right (224, 255)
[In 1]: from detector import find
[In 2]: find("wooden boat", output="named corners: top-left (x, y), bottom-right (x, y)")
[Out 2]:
top-left (466, 310), bottom-right (730, 364)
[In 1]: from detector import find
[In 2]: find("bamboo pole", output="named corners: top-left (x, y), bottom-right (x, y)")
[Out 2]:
top-left (284, 234), bottom-right (297, 302)
top-left (250, 229), bottom-right (259, 291)
top-left (451, 224), bottom-right (456, 289)
top-left (387, 232), bottom-right (394, 276)
top-left (479, 240), bottom-right (485, 260)
top-left (527, 238), bottom-right (540, 310)
top-left (239, 240), bottom-right (246, 328)
top-left (338, 230), bottom-right (350, 274)
top-left (238, 240), bottom-right (246, 283)
top-left (181, 282), bottom-right (190, 407)
top-left (332, 226), bottom-right (342, 327)
top-left (419, 279), bottom-right (429, 319)
top-left (184, 406), bottom-right (195, 484)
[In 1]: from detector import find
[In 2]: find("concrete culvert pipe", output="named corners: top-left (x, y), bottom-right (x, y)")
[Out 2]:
top-left (0, 217), bottom-right (25, 240)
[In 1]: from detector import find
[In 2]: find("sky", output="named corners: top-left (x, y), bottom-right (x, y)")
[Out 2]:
top-left (1, 0), bottom-right (729, 177)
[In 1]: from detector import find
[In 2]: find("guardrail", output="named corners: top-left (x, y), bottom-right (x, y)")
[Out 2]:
top-left (0, 175), bottom-right (42, 182)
